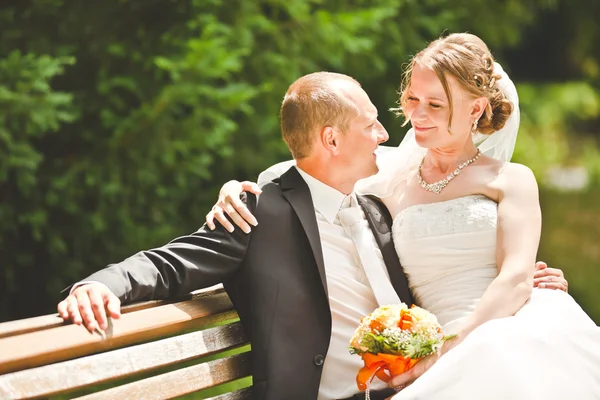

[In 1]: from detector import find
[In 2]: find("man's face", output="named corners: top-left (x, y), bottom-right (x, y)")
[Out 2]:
top-left (337, 85), bottom-right (389, 183)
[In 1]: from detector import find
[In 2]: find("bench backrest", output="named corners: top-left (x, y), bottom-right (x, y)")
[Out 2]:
top-left (0, 286), bottom-right (252, 399)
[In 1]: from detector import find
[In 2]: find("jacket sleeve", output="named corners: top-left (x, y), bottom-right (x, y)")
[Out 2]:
top-left (72, 194), bottom-right (255, 303)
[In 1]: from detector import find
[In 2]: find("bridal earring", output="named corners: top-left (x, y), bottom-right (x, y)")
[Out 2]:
top-left (471, 119), bottom-right (478, 134)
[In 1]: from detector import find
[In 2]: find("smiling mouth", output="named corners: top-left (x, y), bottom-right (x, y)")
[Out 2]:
top-left (414, 126), bottom-right (434, 132)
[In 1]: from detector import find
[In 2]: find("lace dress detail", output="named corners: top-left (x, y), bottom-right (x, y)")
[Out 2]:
top-left (393, 194), bottom-right (497, 241)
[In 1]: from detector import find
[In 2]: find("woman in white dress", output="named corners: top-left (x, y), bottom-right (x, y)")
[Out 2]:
top-left (206, 33), bottom-right (600, 399)
top-left (354, 33), bottom-right (600, 400)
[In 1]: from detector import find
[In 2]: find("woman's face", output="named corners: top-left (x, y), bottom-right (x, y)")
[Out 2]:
top-left (403, 64), bottom-right (477, 149)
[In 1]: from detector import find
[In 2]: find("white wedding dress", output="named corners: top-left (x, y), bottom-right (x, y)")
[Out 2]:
top-left (390, 194), bottom-right (600, 400)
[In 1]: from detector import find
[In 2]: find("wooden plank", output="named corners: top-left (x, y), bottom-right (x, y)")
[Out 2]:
top-left (206, 387), bottom-right (253, 400)
top-left (0, 322), bottom-right (248, 399)
top-left (73, 353), bottom-right (251, 400)
top-left (0, 291), bottom-right (235, 375)
top-left (0, 315), bottom-right (67, 340)
top-left (120, 285), bottom-right (226, 314)
top-left (0, 286), bottom-right (225, 339)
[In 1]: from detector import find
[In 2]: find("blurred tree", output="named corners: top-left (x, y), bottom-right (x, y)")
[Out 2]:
top-left (0, 51), bottom-right (76, 319)
top-left (3, 0), bottom-right (596, 322)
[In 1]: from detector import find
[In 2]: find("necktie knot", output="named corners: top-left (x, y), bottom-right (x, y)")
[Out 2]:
top-left (338, 195), bottom-right (362, 229)
top-left (338, 206), bottom-right (362, 228)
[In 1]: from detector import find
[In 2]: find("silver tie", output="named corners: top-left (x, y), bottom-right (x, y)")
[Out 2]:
top-left (337, 196), bottom-right (401, 306)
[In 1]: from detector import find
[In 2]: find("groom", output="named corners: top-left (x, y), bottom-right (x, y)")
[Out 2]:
top-left (58, 72), bottom-right (567, 400)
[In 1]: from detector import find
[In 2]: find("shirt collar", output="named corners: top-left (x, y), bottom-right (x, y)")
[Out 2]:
top-left (295, 166), bottom-right (355, 224)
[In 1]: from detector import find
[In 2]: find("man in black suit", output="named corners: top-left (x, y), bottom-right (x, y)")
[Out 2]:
top-left (58, 72), bottom-right (567, 400)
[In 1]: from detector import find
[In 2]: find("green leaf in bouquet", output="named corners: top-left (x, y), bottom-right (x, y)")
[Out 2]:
top-left (403, 336), bottom-right (441, 359)
top-left (381, 336), bottom-right (402, 354)
top-left (359, 332), bottom-right (384, 354)
top-left (443, 333), bottom-right (457, 341)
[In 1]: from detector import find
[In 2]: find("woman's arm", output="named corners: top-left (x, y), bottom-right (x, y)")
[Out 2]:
top-left (205, 160), bottom-right (296, 232)
top-left (257, 159), bottom-right (296, 184)
top-left (458, 162), bottom-right (541, 338)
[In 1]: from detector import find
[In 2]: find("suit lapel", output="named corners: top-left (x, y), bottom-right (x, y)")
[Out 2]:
top-left (279, 168), bottom-right (328, 297)
top-left (357, 195), bottom-right (414, 305)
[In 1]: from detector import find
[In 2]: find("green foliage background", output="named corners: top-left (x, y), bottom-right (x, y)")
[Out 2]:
top-left (1, 0), bottom-right (599, 328)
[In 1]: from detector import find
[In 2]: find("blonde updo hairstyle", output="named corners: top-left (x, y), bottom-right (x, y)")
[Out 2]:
top-left (399, 33), bottom-right (513, 135)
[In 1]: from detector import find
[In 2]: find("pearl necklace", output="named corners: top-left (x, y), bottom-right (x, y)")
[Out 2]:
top-left (417, 150), bottom-right (481, 194)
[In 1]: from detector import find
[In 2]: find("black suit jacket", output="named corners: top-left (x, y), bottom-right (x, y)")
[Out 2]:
top-left (80, 167), bottom-right (413, 400)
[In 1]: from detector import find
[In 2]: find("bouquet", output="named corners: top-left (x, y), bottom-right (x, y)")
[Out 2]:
top-left (349, 303), bottom-right (453, 392)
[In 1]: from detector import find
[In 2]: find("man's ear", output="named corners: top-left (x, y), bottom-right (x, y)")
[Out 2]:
top-left (320, 126), bottom-right (341, 155)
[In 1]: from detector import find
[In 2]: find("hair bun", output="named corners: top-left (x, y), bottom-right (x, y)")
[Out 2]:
top-left (478, 94), bottom-right (513, 135)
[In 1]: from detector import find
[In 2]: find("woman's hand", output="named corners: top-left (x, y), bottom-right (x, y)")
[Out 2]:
top-left (388, 335), bottom-right (462, 391)
top-left (205, 180), bottom-right (262, 233)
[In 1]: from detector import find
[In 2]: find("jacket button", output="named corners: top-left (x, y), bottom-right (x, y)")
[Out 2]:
top-left (314, 355), bottom-right (325, 366)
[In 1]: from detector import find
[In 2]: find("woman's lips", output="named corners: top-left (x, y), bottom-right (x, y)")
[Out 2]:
top-left (414, 126), bottom-right (434, 133)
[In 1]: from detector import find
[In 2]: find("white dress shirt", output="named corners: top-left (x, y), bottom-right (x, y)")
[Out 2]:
top-left (294, 167), bottom-right (391, 399)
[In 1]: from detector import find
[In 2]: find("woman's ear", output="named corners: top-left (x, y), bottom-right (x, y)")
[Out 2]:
top-left (471, 96), bottom-right (488, 121)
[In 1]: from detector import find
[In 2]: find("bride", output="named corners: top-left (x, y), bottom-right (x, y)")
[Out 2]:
top-left (358, 33), bottom-right (600, 400)
top-left (207, 34), bottom-right (600, 399)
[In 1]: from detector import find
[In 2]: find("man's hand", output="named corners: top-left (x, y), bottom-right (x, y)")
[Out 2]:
top-left (533, 261), bottom-right (568, 292)
top-left (57, 283), bottom-right (121, 333)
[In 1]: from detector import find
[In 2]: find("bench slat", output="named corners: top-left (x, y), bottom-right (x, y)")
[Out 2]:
top-left (0, 291), bottom-right (235, 375)
top-left (72, 353), bottom-right (251, 400)
top-left (0, 321), bottom-right (246, 399)
top-left (0, 315), bottom-right (66, 340)
top-left (0, 286), bottom-right (225, 340)
top-left (206, 387), bottom-right (253, 400)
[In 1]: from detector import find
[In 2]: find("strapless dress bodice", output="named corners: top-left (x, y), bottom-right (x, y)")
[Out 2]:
top-left (392, 195), bottom-right (499, 332)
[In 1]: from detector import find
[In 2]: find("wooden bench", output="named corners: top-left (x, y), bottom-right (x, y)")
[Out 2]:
top-left (0, 286), bottom-right (252, 399)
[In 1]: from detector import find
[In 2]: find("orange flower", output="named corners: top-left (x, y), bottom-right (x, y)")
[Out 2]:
top-left (369, 319), bottom-right (385, 333)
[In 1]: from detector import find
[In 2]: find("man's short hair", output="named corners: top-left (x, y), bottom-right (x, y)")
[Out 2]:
top-left (280, 72), bottom-right (360, 159)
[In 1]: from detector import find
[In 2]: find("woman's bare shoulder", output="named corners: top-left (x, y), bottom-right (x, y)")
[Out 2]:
top-left (494, 162), bottom-right (538, 200)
